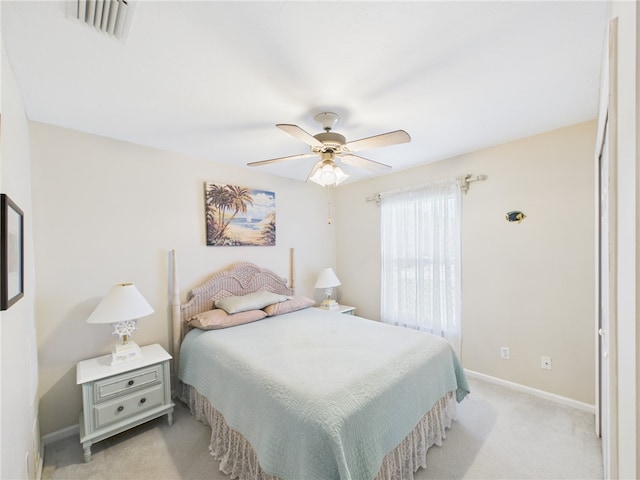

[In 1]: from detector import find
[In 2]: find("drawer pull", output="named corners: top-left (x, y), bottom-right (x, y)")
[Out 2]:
top-left (140, 398), bottom-right (146, 404)
top-left (117, 406), bottom-right (124, 412)
top-left (127, 380), bottom-right (134, 386)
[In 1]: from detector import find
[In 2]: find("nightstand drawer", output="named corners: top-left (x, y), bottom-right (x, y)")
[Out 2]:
top-left (94, 384), bottom-right (164, 429)
top-left (93, 364), bottom-right (162, 402)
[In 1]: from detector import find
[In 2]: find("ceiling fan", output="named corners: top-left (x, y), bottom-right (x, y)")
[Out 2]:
top-left (247, 112), bottom-right (411, 186)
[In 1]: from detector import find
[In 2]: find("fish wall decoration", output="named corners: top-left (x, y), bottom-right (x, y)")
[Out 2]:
top-left (506, 211), bottom-right (526, 223)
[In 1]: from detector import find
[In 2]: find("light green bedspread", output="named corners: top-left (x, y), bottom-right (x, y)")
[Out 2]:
top-left (179, 307), bottom-right (469, 480)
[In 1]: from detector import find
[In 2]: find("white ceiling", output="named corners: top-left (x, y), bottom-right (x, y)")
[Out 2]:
top-left (2, 1), bottom-right (609, 185)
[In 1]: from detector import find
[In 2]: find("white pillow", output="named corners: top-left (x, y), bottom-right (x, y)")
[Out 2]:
top-left (215, 291), bottom-right (288, 314)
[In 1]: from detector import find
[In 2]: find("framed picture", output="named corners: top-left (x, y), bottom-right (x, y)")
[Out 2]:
top-left (204, 182), bottom-right (276, 246)
top-left (1, 194), bottom-right (24, 310)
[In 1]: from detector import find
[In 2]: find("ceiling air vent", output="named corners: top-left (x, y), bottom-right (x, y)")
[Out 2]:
top-left (72, 0), bottom-right (134, 40)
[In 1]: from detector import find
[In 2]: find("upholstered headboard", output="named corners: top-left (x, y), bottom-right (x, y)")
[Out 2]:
top-left (180, 262), bottom-right (294, 322)
top-left (169, 249), bottom-right (295, 371)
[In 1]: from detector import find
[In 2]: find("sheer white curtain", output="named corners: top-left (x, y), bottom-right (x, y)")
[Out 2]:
top-left (380, 179), bottom-right (462, 354)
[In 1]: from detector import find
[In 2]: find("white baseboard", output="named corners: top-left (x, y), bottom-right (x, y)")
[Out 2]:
top-left (464, 369), bottom-right (596, 414)
top-left (42, 424), bottom-right (79, 446)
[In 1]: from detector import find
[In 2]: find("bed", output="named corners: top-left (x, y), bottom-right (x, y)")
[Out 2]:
top-left (171, 253), bottom-right (469, 480)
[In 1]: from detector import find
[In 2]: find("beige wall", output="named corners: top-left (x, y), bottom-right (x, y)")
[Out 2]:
top-left (29, 123), bottom-right (338, 436)
top-left (336, 121), bottom-right (596, 404)
top-left (1, 47), bottom-right (40, 479)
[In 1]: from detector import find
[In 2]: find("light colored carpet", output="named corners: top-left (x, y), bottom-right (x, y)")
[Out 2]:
top-left (42, 378), bottom-right (603, 479)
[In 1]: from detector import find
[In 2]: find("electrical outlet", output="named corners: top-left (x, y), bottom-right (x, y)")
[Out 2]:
top-left (500, 347), bottom-right (510, 359)
top-left (541, 356), bottom-right (552, 370)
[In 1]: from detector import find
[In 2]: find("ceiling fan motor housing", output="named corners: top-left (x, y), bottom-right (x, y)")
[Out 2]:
top-left (313, 131), bottom-right (346, 153)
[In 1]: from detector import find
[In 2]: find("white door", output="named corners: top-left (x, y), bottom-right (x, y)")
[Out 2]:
top-left (595, 18), bottom-right (618, 479)
top-left (597, 124), bottom-right (615, 476)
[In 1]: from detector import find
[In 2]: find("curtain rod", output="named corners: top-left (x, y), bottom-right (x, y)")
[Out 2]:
top-left (365, 174), bottom-right (488, 204)
top-left (458, 173), bottom-right (488, 194)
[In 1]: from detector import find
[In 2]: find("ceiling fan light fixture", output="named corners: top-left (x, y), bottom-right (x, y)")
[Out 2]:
top-left (310, 164), bottom-right (348, 187)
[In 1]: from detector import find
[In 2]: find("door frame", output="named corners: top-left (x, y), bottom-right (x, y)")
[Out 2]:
top-left (594, 17), bottom-right (618, 480)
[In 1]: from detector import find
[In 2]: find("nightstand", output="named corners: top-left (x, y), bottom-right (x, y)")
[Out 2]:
top-left (76, 343), bottom-right (175, 462)
top-left (316, 304), bottom-right (356, 315)
top-left (337, 305), bottom-right (356, 315)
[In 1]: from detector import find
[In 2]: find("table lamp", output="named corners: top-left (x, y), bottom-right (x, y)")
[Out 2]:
top-left (315, 268), bottom-right (341, 310)
top-left (87, 282), bottom-right (154, 365)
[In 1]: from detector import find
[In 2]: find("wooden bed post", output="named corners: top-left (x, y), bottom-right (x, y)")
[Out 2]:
top-left (170, 249), bottom-right (181, 377)
top-left (289, 247), bottom-right (295, 291)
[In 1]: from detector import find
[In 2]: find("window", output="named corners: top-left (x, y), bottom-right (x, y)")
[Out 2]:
top-left (380, 179), bottom-right (462, 354)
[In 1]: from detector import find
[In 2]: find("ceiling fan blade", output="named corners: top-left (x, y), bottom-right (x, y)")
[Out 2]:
top-left (344, 130), bottom-right (411, 152)
top-left (247, 153), bottom-right (315, 167)
top-left (340, 154), bottom-right (392, 172)
top-left (277, 124), bottom-right (325, 149)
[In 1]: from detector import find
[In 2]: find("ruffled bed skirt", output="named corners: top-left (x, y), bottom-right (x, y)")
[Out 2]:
top-left (181, 383), bottom-right (456, 480)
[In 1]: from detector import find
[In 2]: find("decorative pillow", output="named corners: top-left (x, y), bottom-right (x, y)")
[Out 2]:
top-left (215, 291), bottom-right (288, 314)
top-left (187, 308), bottom-right (267, 330)
top-left (263, 295), bottom-right (315, 316)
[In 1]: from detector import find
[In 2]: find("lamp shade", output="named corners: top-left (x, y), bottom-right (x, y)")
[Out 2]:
top-left (87, 283), bottom-right (154, 324)
top-left (315, 268), bottom-right (341, 289)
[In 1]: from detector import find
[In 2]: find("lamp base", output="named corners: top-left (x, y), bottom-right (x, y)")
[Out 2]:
top-left (111, 341), bottom-right (142, 365)
top-left (320, 299), bottom-right (340, 311)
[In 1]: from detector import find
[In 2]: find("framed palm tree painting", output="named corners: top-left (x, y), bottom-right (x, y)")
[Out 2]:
top-left (204, 182), bottom-right (276, 246)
